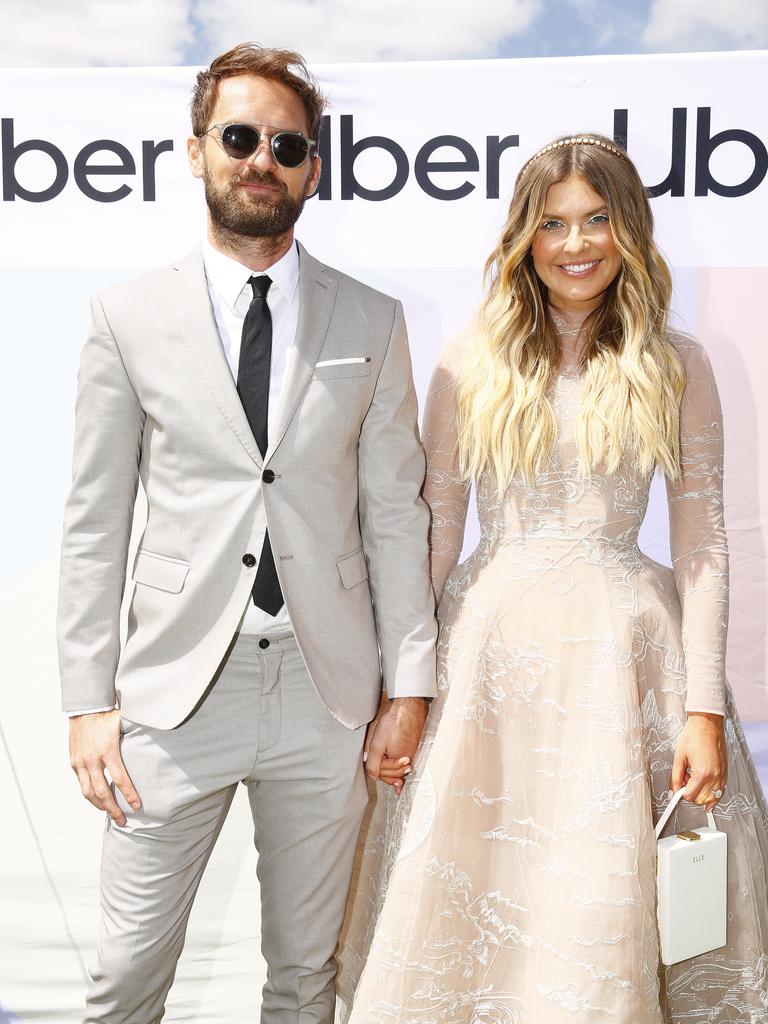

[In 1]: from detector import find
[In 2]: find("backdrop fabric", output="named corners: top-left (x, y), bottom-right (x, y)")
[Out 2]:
top-left (1, 50), bottom-right (766, 1022)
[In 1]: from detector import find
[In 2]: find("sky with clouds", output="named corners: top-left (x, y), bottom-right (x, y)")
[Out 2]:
top-left (0, 0), bottom-right (766, 68)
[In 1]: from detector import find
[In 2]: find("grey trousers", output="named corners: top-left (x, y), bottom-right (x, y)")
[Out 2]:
top-left (84, 632), bottom-right (369, 1024)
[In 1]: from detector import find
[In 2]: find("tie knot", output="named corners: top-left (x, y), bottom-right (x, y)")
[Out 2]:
top-left (249, 275), bottom-right (272, 301)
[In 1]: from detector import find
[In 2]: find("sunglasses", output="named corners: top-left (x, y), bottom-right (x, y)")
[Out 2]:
top-left (202, 123), bottom-right (316, 168)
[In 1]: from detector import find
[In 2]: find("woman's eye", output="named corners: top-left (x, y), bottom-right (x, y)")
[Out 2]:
top-left (589, 214), bottom-right (609, 225)
top-left (541, 220), bottom-right (562, 231)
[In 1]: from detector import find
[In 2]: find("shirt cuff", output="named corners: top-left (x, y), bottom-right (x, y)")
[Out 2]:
top-left (65, 706), bottom-right (117, 717)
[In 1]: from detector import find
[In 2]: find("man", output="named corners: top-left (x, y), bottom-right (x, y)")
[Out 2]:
top-left (58, 43), bottom-right (437, 1023)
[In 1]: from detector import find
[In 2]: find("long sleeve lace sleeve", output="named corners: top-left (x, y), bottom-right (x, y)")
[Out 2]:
top-left (422, 345), bottom-right (471, 604)
top-left (665, 337), bottom-right (729, 716)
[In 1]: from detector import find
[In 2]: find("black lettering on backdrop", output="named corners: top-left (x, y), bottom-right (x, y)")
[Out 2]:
top-left (2, 118), bottom-right (68, 202)
top-left (615, 108), bottom-right (688, 197)
top-left (2, 109), bottom-right (766, 203)
top-left (612, 109), bottom-right (628, 151)
top-left (617, 106), bottom-right (767, 199)
top-left (322, 118), bottom-right (519, 201)
top-left (414, 135), bottom-right (478, 200)
top-left (142, 139), bottom-right (174, 201)
top-left (74, 141), bottom-right (136, 202)
top-left (647, 108), bottom-right (687, 197)
top-left (340, 114), bottom-right (409, 201)
top-left (0, 118), bottom-right (174, 202)
top-left (695, 107), bottom-right (768, 197)
top-left (316, 115), bottom-right (332, 201)
top-left (486, 135), bottom-right (519, 199)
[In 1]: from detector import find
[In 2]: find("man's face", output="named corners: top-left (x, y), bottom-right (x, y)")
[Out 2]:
top-left (187, 74), bottom-right (322, 239)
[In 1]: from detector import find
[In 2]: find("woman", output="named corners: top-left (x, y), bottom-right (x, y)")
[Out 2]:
top-left (338, 135), bottom-right (768, 1023)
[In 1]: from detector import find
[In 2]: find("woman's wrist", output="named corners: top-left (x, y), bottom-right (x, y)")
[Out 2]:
top-left (686, 711), bottom-right (724, 724)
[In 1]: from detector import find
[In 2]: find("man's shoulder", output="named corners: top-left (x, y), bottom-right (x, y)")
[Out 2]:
top-left (299, 245), bottom-right (399, 315)
top-left (94, 248), bottom-right (203, 312)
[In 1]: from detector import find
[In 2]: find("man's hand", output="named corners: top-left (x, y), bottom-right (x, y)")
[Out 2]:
top-left (363, 691), bottom-right (411, 794)
top-left (365, 695), bottom-right (429, 797)
top-left (69, 710), bottom-right (140, 826)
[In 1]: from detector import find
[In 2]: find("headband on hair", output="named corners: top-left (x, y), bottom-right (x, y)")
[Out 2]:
top-left (519, 136), bottom-right (629, 178)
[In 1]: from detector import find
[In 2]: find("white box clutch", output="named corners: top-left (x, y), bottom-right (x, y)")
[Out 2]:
top-left (655, 786), bottom-right (727, 966)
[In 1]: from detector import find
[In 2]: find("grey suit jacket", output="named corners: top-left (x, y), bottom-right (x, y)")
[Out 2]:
top-left (57, 244), bottom-right (437, 729)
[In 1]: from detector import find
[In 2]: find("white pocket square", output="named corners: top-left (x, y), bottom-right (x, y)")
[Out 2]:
top-left (315, 357), bottom-right (371, 368)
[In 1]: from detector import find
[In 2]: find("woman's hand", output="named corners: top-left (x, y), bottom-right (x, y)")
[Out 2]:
top-left (363, 689), bottom-right (415, 796)
top-left (670, 711), bottom-right (728, 811)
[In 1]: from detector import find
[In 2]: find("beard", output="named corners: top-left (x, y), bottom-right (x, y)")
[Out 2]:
top-left (204, 165), bottom-right (306, 238)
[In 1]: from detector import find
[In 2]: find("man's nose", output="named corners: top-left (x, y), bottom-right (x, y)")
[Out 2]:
top-left (246, 135), bottom-right (277, 171)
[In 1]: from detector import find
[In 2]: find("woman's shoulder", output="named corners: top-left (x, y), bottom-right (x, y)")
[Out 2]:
top-left (428, 335), bottom-right (470, 394)
top-left (666, 330), bottom-right (717, 383)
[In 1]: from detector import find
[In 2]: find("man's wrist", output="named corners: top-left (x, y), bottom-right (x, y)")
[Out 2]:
top-left (66, 705), bottom-right (117, 717)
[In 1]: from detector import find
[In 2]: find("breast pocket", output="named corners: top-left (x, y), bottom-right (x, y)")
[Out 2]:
top-left (312, 360), bottom-right (372, 381)
top-left (132, 550), bottom-right (190, 593)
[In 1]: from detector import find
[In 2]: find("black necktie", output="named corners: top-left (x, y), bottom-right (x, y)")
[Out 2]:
top-left (236, 275), bottom-right (284, 616)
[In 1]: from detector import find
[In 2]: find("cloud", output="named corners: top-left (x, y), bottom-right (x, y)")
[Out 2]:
top-left (642, 0), bottom-right (768, 49)
top-left (562, 0), bottom-right (646, 53)
top-left (193, 0), bottom-right (543, 64)
top-left (1, 0), bottom-right (762, 70)
top-left (0, 0), bottom-right (193, 67)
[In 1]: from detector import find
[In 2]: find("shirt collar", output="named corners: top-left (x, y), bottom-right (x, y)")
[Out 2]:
top-left (203, 238), bottom-right (300, 312)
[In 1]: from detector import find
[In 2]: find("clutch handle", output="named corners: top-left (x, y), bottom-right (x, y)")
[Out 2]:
top-left (655, 786), bottom-right (717, 840)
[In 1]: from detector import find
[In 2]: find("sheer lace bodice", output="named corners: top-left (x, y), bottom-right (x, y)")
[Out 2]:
top-left (423, 325), bottom-right (728, 715)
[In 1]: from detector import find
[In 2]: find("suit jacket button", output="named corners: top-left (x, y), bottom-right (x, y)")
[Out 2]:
top-left (262, 469), bottom-right (275, 483)
top-left (242, 553), bottom-right (256, 567)
top-left (259, 638), bottom-right (270, 649)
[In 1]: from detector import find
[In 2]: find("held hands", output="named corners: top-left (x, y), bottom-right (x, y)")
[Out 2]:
top-left (670, 711), bottom-right (728, 812)
top-left (364, 691), bottom-right (429, 797)
top-left (69, 709), bottom-right (140, 826)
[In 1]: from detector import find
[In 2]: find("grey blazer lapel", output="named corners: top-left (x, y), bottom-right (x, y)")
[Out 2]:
top-left (171, 247), bottom-right (262, 467)
top-left (266, 243), bottom-right (338, 461)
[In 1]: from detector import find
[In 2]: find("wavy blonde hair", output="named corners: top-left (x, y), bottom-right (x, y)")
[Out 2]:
top-left (456, 133), bottom-right (685, 490)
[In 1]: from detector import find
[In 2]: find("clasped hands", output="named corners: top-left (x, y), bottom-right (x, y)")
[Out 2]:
top-left (364, 691), bottom-right (429, 797)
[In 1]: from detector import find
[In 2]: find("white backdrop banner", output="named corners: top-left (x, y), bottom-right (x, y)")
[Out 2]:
top-left (1, 51), bottom-right (767, 1022)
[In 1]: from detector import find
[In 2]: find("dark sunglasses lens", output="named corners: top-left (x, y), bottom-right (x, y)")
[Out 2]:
top-left (272, 133), bottom-right (310, 167)
top-left (221, 124), bottom-right (260, 158)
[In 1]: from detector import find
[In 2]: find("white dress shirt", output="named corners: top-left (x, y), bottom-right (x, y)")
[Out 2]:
top-left (203, 239), bottom-right (298, 636)
top-left (68, 240), bottom-right (300, 715)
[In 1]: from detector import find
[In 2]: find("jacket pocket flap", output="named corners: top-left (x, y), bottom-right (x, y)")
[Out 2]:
top-left (132, 550), bottom-right (190, 593)
top-left (336, 548), bottom-right (369, 589)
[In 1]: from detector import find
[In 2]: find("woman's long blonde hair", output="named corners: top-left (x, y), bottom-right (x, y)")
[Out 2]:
top-left (456, 133), bottom-right (685, 490)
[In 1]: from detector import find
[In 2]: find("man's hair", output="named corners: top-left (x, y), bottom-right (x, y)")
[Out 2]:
top-left (191, 43), bottom-right (326, 142)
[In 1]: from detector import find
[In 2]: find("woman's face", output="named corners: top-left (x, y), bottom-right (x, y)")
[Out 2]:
top-left (530, 173), bottom-right (621, 313)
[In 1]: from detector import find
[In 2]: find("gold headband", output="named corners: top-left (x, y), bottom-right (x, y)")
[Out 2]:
top-left (519, 136), bottom-right (629, 178)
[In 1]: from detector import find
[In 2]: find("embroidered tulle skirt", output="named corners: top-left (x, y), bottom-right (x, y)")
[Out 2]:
top-left (337, 543), bottom-right (768, 1023)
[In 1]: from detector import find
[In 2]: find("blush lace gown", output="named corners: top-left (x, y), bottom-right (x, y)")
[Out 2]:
top-left (337, 314), bottom-right (768, 1024)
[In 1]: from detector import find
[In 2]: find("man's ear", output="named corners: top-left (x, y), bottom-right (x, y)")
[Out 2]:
top-left (187, 135), bottom-right (205, 180)
top-left (304, 155), bottom-right (322, 199)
